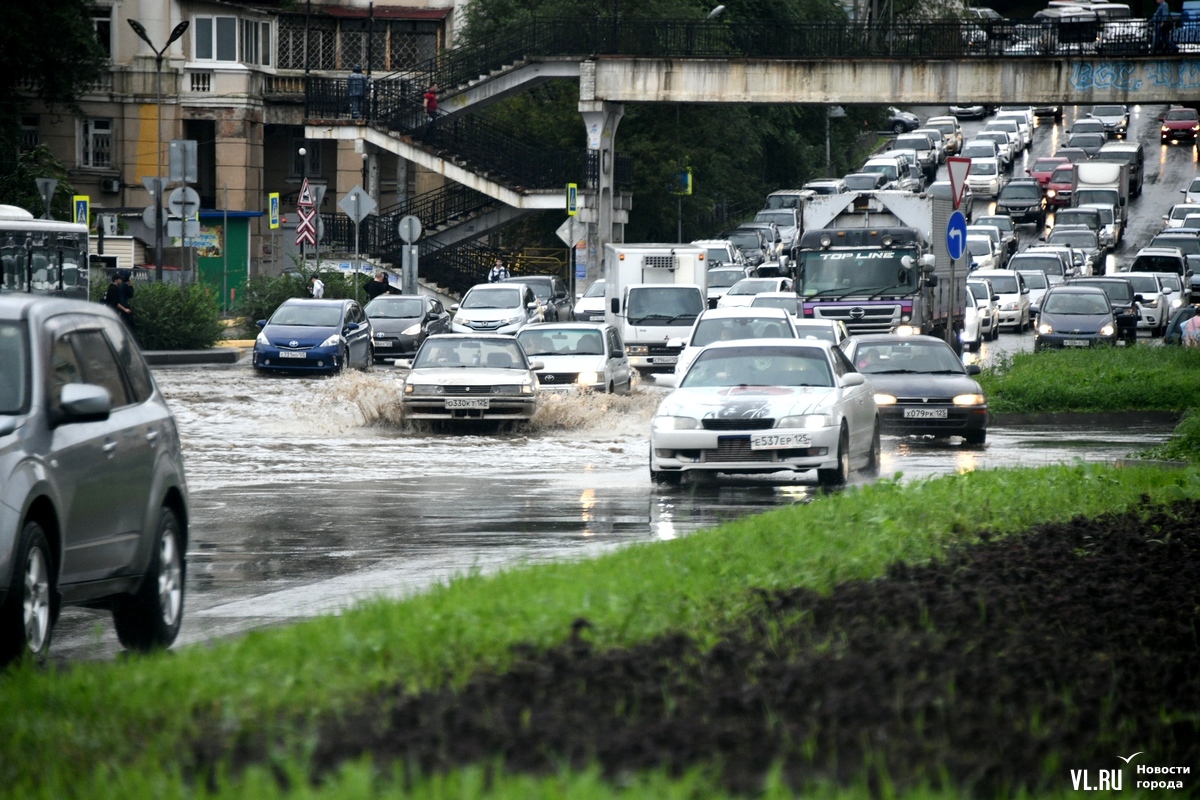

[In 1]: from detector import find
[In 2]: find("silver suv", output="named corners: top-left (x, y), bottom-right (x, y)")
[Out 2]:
top-left (0, 297), bottom-right (188, 665)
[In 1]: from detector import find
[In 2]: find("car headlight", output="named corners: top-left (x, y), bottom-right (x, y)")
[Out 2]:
top-left (1143, 299), bottom-right (1158, 308)
top-left (1171, 296), bottom-right (1184, 309)
top-left (1046, 189), bottom-right (1057, 198)
top-left (256, 331), bottom-right (269, 346)
top-left (1037, 323), bottom-right (1053, 335)
top-left (777, 414), bottom-right (832, 429)
top-left (652, 415), bottom-right (700, 431)
top-left (576, 371), bottom-right (600, 386)
top-left (506, 314), bottom-right (525, 325)
top-left (320, 334), bottom-right (343, 348)
top-left (895, 324), bottom-right (919, 335)
top-left (522, 382), bottom-right (534, 394)
top-left (628, 345), bottom-right (649, 356)
top-left (874, 393), bottom-right (897, 406)
top-left (1100, 323), bottom-right (1115, 336)
top-left (403, 383), bottom-right (442, 395)
top-left (402, 323), bottom-right (422, 336)
top-left (1003, 302), bottom-right (1018, 311)
top-left (1162, 125), bottom-right (1171, 133)
top-left (953, 393), bottom-right (986, 406)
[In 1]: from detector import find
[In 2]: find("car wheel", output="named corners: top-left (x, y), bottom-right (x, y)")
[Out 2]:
top-left (649, 447), bottom-right (682, 486)
top-left (0, 520), bottom-right (54, 667)
top-left (339, 346), bottom-right (349, 372)
top-left (818, 426), bottom-right (850, 489)
top-left (964, 428), bottom-right (988, 446)
top-left (112, 507), bottom-right (185, 653)
top-left (892, 121), bottom-right (906, 134)
top-left (862, 420), bottom-right (881, 477)
top-left (606, 381), bottom-right (614, 394)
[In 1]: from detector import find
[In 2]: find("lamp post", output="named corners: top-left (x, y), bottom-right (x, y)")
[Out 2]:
top-left (128, 18), bottom-right (189, 282)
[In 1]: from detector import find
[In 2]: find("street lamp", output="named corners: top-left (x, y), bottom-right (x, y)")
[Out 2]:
top-left (128, 18), bottom-right (189, 282)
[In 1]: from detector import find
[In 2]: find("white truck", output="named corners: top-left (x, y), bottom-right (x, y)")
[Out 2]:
top-left (1072, 161), bottom-right (1130, 232)
top-left (791, 191), bottom-right (967, 344)
top-left (603, 243), bottom-right (708, 374)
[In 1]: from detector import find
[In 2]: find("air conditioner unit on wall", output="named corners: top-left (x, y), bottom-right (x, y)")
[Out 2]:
top-left (101, 178), bottom-right (121, 194)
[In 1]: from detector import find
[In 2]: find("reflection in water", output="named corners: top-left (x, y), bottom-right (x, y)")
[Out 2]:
top-left (579, 488), bottom-right (596, 533)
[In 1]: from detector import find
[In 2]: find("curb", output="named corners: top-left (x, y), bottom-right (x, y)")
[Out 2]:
top-left (1113, 458), bottom-right (1192, 470)
top-left (990, 410), bottom-right (1184, 427)
top-left (143, 348), bottom-right (246, 366)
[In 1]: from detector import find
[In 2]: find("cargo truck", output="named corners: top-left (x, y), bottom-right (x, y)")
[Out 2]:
top-left (790, 191), bottom-right (967, 344)
top-left (603, 243), bottom-right (708, 374)
top-left (1072, 161), bottom-right (1130, 231)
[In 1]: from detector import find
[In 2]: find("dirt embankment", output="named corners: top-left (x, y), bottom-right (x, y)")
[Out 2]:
top-left (207, 499), bottom-right (1200, 795)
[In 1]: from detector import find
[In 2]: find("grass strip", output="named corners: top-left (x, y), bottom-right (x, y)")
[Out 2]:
top-left (977, 346), bottom-right (1200, 414)
top-left (1141, 410), bottom-right (1200, 463)
top-left (3, 464), bottom-right (1199, 798)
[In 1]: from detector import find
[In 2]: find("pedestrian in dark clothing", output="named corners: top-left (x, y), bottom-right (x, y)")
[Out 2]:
top-left (103, 272), bottom-right (134, 327)
top-left (1153, 0), bottom-right (1178, 53)
top-left (365, 271), bottom-right (401, 300)
top-left (422, 83), bottom-right (438, 140)
top-left (347, 65), bottom-right (368, 120)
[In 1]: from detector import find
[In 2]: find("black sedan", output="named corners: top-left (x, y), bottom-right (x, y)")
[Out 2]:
top-left (1034, 286), bottom-right (1118, 350)
top-left (844, 334), bottom-right (988, 445)
top-left (365, 294), bottom-right (451, 362)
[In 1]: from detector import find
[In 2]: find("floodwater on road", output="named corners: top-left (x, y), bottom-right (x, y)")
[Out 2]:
top-left (49, 362), bottom-right (1176, 663)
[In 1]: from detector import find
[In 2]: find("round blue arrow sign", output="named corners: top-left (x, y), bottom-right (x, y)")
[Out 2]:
top-left (946, 210), bottom-right (968, 261)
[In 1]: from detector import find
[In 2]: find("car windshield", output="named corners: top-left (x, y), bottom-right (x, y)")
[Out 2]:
top-left (726, 232), bottom-right (759, 250)
top-left (1159, 274), bottom-right (1182, 290)
top-left (1018, 271), bottom-right (1048, 289)
top-left (751, 295), bottom-right (800, 314)
top-left (862, 164), bottom-right (898, 180)
top-left (970, 161), bottom-right (997, 176)
top-left (1166, 109), bottom-right (1198, 121)
top-left (691, 316), bottom-right (795, 347)
top-left (462, 287), bottom-right (521, 309)
top-left (1056, 212), bottom-right (1098, 229)
top-left (0, 322), bottom-right (28, 414)
top-left (844, 174), bottom-right (882, 190)
top-left (705, 248), bottom-right (733, 263)
top-left (517, 328), bottom-right (605, 356)
top-left (510, 280), bottom-right (552, 300)
top-left (1125, 274), bottom-right (1159, 293)
top-left (627, 286), bottom-right (703, 325)
top-left (1153, 237), bottom-right (1200, 255)
top-left (967, 238), bottom-right (993, 257)
top-left (797, 247), bottom-right (920, 296)
top-left (962, 144), bottom-right (994, 158)
top-left (708, 270), bottom-right (746, 289)
top-left (583, 280), bottom-right (606, 298)
top-left (1050, 167), bottom-right (1074, 183)
top-left (1012, 255), bottom-right (1064, 275)
top-left (1000, 184), bottom-right (1041, 200)
top-left (680, 345), bottom-right (831, 388)
top-left (792, 324), bottom-right (837, 343)
top-left (728, 279), bottom-right (778, 296)
top-left (413, 337), bottom-right (527, 369)
top-left (1130, 255), bottom-right (1184, 273)
top-left (983, 274), bottom-right (1019, 294)
top-left (852, 341), bottom-right (964, 375)
top-left (1043, 292), bottom-right (1110, 315)
top-left (1171, 206), bottom-right (1200, 221)
top-left (895, 136), bottom-right (930, 151)
top-left (976, 216), bottom-right (1014, 233)
top-left (269, 304), bottom-right (343, 327)
top-left (1080, 281), bottom-right (1133, 303)
top-left (1189, 178), bottom-right (1200, 192)
top-left (967, 282), bottom-right (990, 300)
top-left (1033, 158), bottom-right (1066, 172)
top-left (1092, 105), bottom-right (1125, 116)
top-left (755, 211), bottom-right (794, 227)
top-left (1069, 133), bottom-right (1106, 148)
top-left (928, 122), bottom-right (956, 135)
top-left (1049, 231), bottom-right (1097, 247)
top-left (365, 297), bottom-right (424, 319)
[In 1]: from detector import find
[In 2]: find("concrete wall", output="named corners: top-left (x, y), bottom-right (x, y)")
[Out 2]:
top-left (589, 57), bottom-right (1200, 105)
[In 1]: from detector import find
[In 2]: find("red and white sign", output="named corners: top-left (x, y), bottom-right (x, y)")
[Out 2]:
top-left (946, 156), bottom-right (971, 210)
top-left (295, 206), bottom-right (317, 247)
top-left (297, 177), bottom-right (315, 208)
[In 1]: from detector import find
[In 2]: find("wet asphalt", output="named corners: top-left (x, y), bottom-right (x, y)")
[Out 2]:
top-left (49, 103), bottom-right (1191, 664)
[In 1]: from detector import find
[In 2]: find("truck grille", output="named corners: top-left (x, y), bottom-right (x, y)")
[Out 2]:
top-left (537, 372), bottom-right (578, 385)
top-left (709, 437), bottom-right (775, 463)
top-left (815, 305), bottom-right (899, 334)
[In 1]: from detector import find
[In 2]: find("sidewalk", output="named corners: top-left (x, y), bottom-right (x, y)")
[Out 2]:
top-left (143, 342), bottom-right (252, 366)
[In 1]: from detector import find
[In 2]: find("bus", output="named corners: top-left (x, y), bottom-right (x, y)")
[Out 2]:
top-left (0, 204), bottom-right (91, 300)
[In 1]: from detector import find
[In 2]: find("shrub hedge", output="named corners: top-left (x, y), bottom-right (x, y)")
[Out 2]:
top-left (125, 281), bottom-right (223, 351)
top-left (237, 270), bottom-right (370, 323)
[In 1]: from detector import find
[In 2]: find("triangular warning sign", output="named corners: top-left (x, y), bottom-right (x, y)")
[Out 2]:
top-left (297, 177), bottom-right (314, 208)
top-left (946, 157), bottom-right (971, 210)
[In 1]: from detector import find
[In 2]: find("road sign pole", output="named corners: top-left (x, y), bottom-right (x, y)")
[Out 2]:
top-left (353, 195), bottom-right (360, 304)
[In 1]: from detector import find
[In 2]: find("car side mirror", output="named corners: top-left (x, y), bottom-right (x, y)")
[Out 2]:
top-left (395, 358), bottom-right (413, 369)
top-left (1135, 294), bottom-right (1144, 303)
top-left (610, 298), bottom-right (620, 314)
top-left (842, 373), bottom-right (866, 387)
top-left (529, 361), bottom-right (545, 371)
top-left (1164, 287), bottom-right (1176, 293)
top-left (256, 319), bottom-right (267, 327)
top-left (450, 304), bottom-right (460, 312)
top-left (527, 302), bottom-right (539, 310)
top-left (656, 373), bottom-right (679, 388)
top-left (666, 337), bottom-right (685, 349)
top-left (926, 274), bottom-right (939, 287)
top-left (1022, 287), bottom-right (1030, 294)
top-left (58, 383), bottom-right (112, 425)
top-left (966, 364), bottom-right (982, 376)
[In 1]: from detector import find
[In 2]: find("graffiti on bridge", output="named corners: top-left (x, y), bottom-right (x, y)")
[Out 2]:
top-left (1071, 60), bottom-right (1200, 91)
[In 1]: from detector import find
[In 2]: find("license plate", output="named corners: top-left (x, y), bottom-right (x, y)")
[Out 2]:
top-left (589, 315), bottom-right (604, 321)
top-left (903, 408), bottom-right (948, 419)
top-left (374, 341), bottom-right (393, 348)
top-left (750, 432), bottom-right (811, 450)
top-left (278, 351), bottom-right (307, 359)
top-left (1063, 339), bottom-right (1090, 347)
top-left (651, 356), bottom-right (678, 365)
top-left (445, 398), bottom-right (490, 409)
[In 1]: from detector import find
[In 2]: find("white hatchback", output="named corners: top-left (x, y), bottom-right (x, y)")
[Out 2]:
top-left (971, 268), bottom-right (1031, 331)
top-left (516, 322), bottom-right (632, 394)
top-left (717, 277), bottom-right (794, 308)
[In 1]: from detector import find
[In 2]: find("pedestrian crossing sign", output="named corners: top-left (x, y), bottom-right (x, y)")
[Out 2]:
top-left (73, 195), bottom-right (90, 226)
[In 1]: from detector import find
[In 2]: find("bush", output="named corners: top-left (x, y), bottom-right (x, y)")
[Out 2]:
top-left (127, 281), bottom-right (223, 351)
top-left (237, 269), bottom-right (372, 323)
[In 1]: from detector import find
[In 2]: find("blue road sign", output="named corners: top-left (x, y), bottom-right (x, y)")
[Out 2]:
top-left (73, 195), bottom-right (90, 227)
top-left (946, 210), bottom-right (968, 260)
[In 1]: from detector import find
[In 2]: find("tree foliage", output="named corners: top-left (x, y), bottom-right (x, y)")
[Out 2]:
top-left (461, 0), bottom-right (887, 245)
top-left (0, 0), bottom-right (108, 175)
top-left (0, 145), bottom-right (78, 220)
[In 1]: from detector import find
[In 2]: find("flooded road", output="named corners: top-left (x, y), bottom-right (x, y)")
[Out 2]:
top-left (50, 360), bottom-right (1174, 662)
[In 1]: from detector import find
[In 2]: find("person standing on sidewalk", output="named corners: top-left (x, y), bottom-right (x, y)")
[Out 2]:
top-left (103, 272), bottom-right (134, 327)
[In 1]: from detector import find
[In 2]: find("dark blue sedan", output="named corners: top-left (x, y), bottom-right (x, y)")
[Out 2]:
top-left (253, 298), bottom-right (373, 373)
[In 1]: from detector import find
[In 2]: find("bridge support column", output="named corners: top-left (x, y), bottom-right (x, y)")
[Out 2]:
top-left (578, 95), bottom-right (623, 285)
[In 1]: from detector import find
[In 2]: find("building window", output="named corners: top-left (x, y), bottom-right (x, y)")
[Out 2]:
top-left (241, 19), bottom-right (259, 64)
top-left (91, 6), bottom-right (113, 59)
top-left (195, 15), bottom-right (238, 62)
top-left (260, 22), bottom-right (271, 67)
top-left (20, 116), bottom-right (38, 153)
top-left (291, 138), bottom-right (321, 178)
top-left (80, 118), bottom-right (113, 168)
